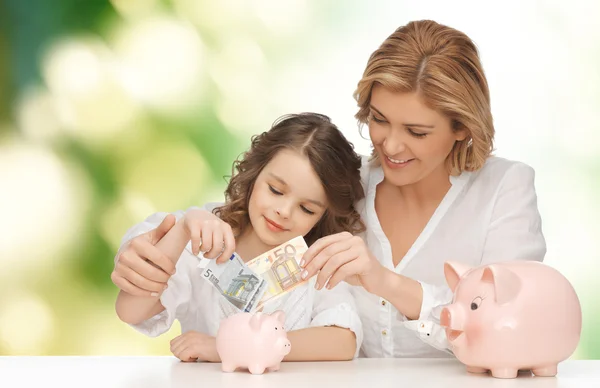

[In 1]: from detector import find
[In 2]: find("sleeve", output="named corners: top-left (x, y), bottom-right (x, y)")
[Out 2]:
top-left (403, 162), bottom-right (547, 351)
top-left (115, 207), bottom-right (202, 337)
top-left (129, 259), bottom-right (194, 337)
top-left (309, 282), bottom-right (364, 359)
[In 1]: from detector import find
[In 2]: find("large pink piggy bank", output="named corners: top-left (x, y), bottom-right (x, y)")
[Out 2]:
top-left (215, 310), bottom-right (291, 374)
top-left (440, 260), bottom-right (581, 379)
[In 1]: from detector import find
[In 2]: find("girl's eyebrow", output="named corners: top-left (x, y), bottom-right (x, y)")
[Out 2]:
top-left (268, 173), bottom-right (325, 208)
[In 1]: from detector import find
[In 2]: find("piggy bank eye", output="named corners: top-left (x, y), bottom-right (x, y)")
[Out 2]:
top-left (470, 296), bottom-right (483, 310)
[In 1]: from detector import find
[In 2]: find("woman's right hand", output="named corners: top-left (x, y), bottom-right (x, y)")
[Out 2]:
top-left (111, 214), bottom-right (177, 297)
top-left (182, 209), bottom-right (235, 263)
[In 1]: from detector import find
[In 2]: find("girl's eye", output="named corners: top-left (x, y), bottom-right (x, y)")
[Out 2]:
top-left (268, 185), bottom-right (283, 195)
top-left (408, 128), bottom-right (427, 138)
top-left (300, 205), bottom-right (315, 215)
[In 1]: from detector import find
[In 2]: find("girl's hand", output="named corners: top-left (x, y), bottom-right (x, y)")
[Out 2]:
top-left (111, 215), bottom-right (177, 297)
top-left (182, 209), bottom-right (236, 263)
top-left (170, 331), bottom-right (220, 362)
top-left (300, 232), bottom-right (387, 293)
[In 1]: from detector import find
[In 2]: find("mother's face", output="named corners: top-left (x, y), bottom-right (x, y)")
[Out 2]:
top-left (368, 85), bottom-right (467, 187)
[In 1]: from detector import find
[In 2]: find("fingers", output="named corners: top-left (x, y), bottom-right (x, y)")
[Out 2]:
top-left (151, 214), bottom-right (177, 245)
top-left (325, 260), bottom-right (363, 290)
top-left (178, 347), bottom-right (199, 362)
top-left (126, 257), bottom-right (171, 283)
top-left (315, 247), bottom-right (357, 290)
top-left (300, 232), bottom-right (353, 268)
top-left (171, 334), bottom-right (199, 362)
top-left (219, 224), bottom-right (236, 264)
top-left (120, 247), bottom-right (172, 282)
top-left (170, 334), bottom-right (186, 352)
top-left (302, 237), bottom-right (353, 280)
top-left (129, 238), bottom-right (176, 275)
top-left (111, 271), bottom-right (154, 297)
top-left (200, 224), bottom-right (213, 255)
top-left (205, 226), bottom-right (223, 259)
top-left (115, 262), bottom-right (168, 294)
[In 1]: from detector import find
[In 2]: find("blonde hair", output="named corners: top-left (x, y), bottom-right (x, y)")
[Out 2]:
top-left (354, 20), bottom-right (494, 175)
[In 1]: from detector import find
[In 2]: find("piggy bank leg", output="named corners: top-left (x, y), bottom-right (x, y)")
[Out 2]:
top-left (221, 363), bottom-right (238, 373)
top-left (466, 366), bottom-right (487, 374)
top-left (532, 365), bottom-right (557, 377)
top-left (248, 364), bottom-right (266, 375)
top-left (490, 368), bottom-right (518, 379)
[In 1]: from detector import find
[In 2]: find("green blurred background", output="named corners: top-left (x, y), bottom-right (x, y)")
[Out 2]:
top-left (0, 0), bottom-right (598, 358)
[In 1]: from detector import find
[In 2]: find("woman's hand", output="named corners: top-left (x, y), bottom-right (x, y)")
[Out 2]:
top-left (111, 215), bottom-right (177, 297)
top-left (170, 331), bottom-right (220, 362)
top-left (182, 209), bottom-right (235, 263)
top-left (300, 232), bottom-right (387, 293)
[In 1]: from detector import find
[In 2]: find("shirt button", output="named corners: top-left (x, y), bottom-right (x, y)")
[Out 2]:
top-left (381, 330), bottom-right (387, 336)
top-left (381, 300), bottom-right (387, 306)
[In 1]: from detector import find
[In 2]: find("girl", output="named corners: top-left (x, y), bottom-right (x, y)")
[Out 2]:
top-left (112, 113), bottom-right (366, 362)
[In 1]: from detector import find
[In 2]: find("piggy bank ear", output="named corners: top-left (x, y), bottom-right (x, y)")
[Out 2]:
top-left (249, 312), bottom-right (264, 332)
top-left (444, 261), bottom-right (472, 292)
top-left (482, 265), bottom-right (521, 305)
top-left (272, 310), bottom-right (286, 324)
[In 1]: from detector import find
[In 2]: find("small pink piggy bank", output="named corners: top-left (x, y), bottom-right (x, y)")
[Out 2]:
top-left (440, 260), bottom-right (581, 379)
top-left (215, 310), bottom-right (291, 374)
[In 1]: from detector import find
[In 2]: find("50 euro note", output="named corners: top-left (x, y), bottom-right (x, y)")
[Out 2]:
top-left (201, 253), bottom-right (268, 313)
top-left (245, 236), bottom-right (309, 311)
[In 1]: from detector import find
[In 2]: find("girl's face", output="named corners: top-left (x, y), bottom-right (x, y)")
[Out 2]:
top-left (248, 149), bottom-right (328, 247)
top-left (368, 85), bottom-right (467, 187)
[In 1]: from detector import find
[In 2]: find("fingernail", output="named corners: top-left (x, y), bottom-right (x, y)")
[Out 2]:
top-left (301, 270), bottom-right (308, 279)
top-left (164, 285), bottom-right (168, 290)
top-left (299, 260), bottom-right (305, 267)
top-left (171, 269), bottom-right (176, 275)
top-left (151, 292), bottom-right (159, 297)
top-left (315, 282), bottom-right (319, 290)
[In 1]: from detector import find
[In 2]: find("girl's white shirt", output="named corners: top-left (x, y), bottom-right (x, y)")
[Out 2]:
top-left (116, 203), bottom-right (363, 359)
top-left (354, 155), bottom-right (546, 358)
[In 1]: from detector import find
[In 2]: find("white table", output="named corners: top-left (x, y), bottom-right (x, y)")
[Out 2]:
top-left (0, 357), bottom-right (598, 388)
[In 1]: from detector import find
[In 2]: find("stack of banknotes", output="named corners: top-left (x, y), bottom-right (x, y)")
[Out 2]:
top-left (201, 236), bottom-right (309, 312)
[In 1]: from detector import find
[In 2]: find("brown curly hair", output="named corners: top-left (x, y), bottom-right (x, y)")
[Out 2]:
top-left (213, 113), bottom-right (366, 246)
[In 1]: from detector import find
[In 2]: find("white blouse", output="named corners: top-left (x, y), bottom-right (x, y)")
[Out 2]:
top-left (353, 155), bottom-right (546, 358)
top-left (116, 203), bottom-right (363, 359)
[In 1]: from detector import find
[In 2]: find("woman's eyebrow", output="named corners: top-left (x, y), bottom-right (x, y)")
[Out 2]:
top-left (370, 105), bottom-right (386, 118)
top-left (269, 173), bottom-right (325, 208)
top-left (370, 104), bottom-right (434, 128)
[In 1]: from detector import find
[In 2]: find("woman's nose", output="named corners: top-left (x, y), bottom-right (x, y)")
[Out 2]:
top-left (382, 133), bottom-right (406, 155)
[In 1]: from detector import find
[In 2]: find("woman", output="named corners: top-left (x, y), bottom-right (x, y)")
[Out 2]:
top-left (300, 19), bottom-right (546, 358)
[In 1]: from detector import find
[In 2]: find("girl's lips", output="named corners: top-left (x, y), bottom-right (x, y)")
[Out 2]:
top-left (264, 216), bottom-right (287, 231)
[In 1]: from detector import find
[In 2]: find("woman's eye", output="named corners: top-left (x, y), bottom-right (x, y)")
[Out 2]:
top-left (300, 205), bottom-right (315, 215)
top-left (371, 116), bottom-right (386, 124)
top-left (268, 185), bottom-right (283, 195)
top-left (408, 128), bottom-right (427, 138)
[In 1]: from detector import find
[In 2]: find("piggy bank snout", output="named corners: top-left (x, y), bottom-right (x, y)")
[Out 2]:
top-left (440, 305), bottom-right (463, 329)
top-left (277, 337), bottom-right (291, 355)
top-left (440, 307), bottom-right (451, 327)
